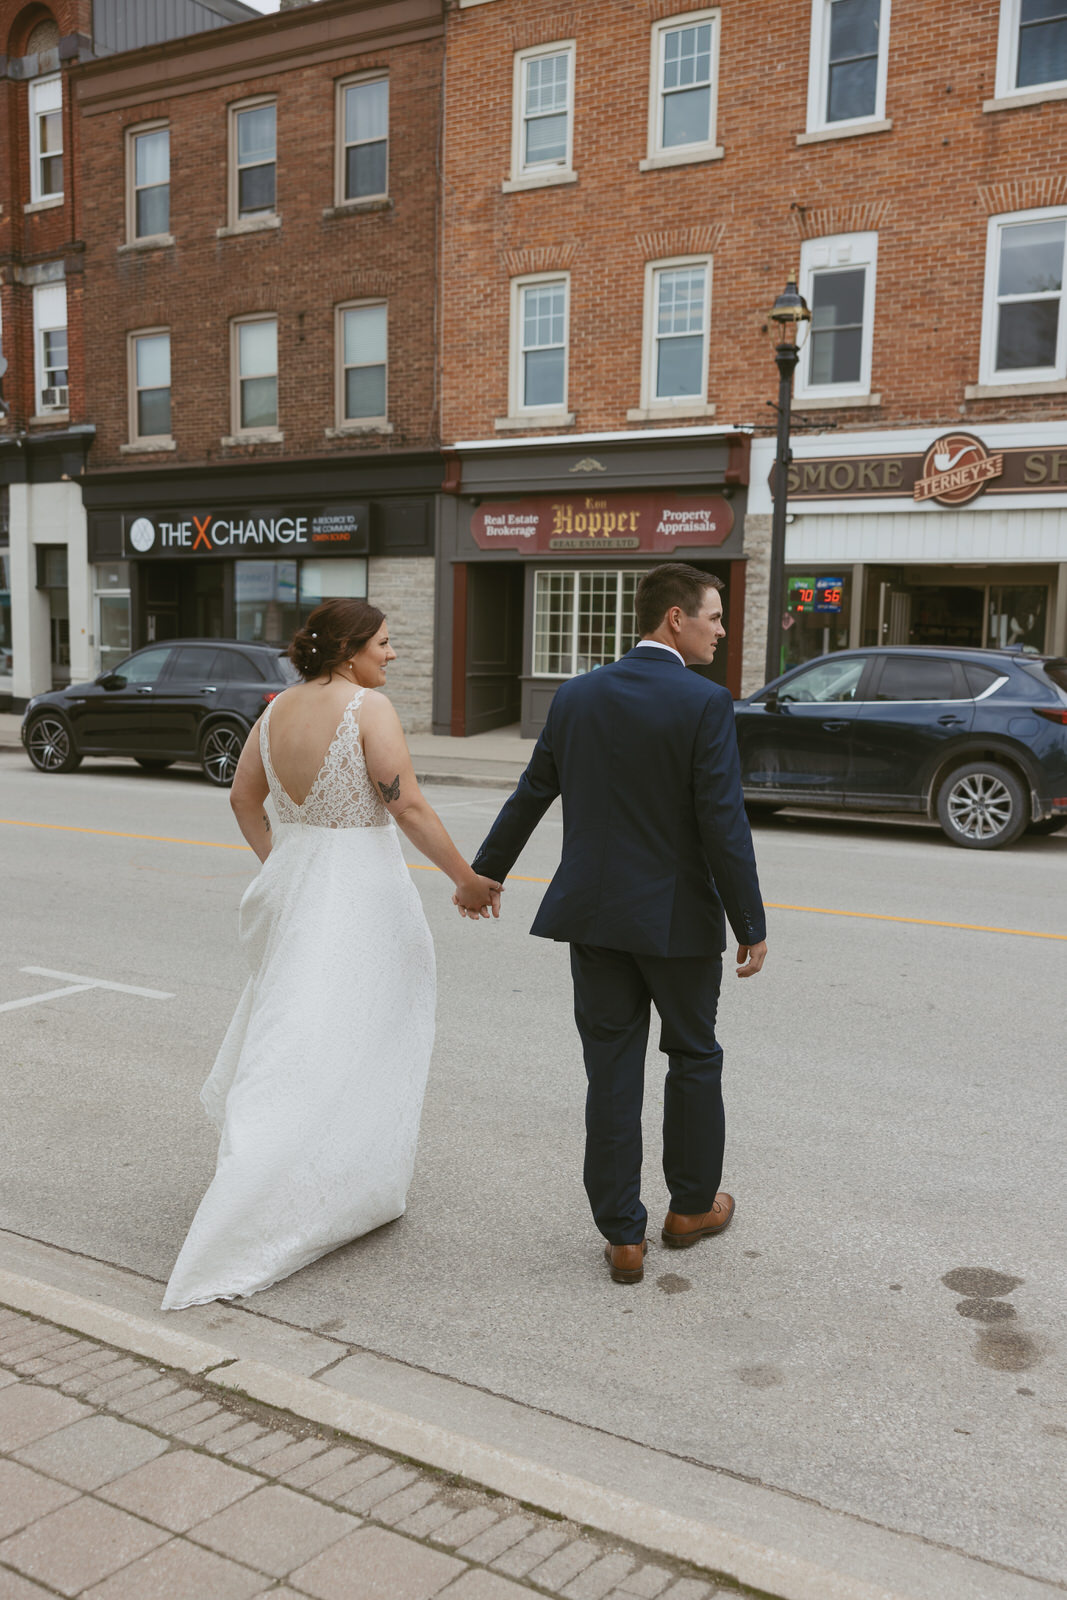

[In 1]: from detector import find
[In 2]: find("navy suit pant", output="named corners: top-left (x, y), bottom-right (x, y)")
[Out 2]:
top-left (569, 943), bottom-right (725, 1246)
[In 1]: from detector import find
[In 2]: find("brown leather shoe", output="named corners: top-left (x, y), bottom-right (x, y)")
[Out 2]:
top-left (604, 1240), bottom-right (648, 1284)
top-left (661, 1192), bottom-right (735, 1248)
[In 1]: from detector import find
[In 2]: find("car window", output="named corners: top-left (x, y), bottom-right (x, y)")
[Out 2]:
top-left (167, 646), bottom-right (220, 684)
top-left (1041, 660), bottom-right (1067, 694)
top-left (115, 647), bottom-right (173, 686)
top-left (777, 656), bottom-right (868, 704)
top-left (874, 657), bottom-right (963, 702)
top-left (962, 663), bottom-right (1004, 698)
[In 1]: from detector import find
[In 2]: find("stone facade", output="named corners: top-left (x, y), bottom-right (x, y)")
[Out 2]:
top-left (739, 513), bottom-right (771, 699)
top-left (370, 554), bottom-right (435, 731)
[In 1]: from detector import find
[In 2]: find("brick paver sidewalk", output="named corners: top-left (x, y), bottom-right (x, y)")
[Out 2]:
top-left (0, 1306), bottom-right (741, 1600)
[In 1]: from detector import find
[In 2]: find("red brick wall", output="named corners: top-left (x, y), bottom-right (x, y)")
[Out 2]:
top-left (440, 0), bottom-right (1067, 442)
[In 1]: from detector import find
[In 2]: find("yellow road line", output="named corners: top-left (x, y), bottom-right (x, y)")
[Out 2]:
top-left (3, 817), bottom-right (1063, 943)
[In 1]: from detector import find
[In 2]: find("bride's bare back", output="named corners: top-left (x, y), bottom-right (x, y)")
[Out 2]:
top-left (265, 679), bottom-right (366, 807)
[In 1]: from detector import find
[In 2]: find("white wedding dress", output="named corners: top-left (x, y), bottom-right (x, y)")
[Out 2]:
top-left (163, 690), bottom-right (435, 1310)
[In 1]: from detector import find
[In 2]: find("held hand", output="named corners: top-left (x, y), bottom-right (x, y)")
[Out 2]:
top-left (452, 875), bottom-right (503, 920)
top-left (735, 939), bottom-right (768, 978)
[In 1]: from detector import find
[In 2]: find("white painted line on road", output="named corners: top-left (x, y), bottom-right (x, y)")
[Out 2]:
top-left (0, 984), bottom-right (95, 1013)
top-left (21, 966), bottom-right (175, 1000)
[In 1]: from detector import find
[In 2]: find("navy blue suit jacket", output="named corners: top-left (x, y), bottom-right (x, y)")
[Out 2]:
top-left (471, 646), bottom-right (766, 957)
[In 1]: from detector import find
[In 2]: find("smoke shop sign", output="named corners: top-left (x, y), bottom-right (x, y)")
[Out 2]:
top-left (773, 434), bottom-right (1067, 506)
top-left (470, 492), bottom-right (734, 553)
top-left (123, 505), bottom-right (368, 558)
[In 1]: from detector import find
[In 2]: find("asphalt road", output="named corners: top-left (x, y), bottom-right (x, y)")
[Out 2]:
top-left (2, 747), bottom-right (1065, 1585)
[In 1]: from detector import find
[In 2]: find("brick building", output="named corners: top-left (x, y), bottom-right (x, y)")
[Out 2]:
top-left (0, 0), bottom-right (259, 709)
top-left (436, 0), bottom-right (1067, 735)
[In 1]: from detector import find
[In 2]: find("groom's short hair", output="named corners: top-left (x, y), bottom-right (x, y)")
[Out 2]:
top-left (635, 564), bottom-right (723, 635)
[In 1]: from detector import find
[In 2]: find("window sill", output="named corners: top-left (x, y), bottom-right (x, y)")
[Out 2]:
top-left (501, 170), bottom-right (577, 194)
top-left (325, 422), bottom-right (394, 437)
top-left (118, 234), bottom-right (175, 253)
top-left (323, 198), bottom-right (392, 219)
top-left (120, 438), bottom-right (177, 454)
top-left (220, 430), bottom-right (284, 446)
top-left (793, 392), bottom-right (882, 410)
top-left (626, 402), bottom-right (717, 421)
top-left (984, 84), bottom-right (1067, 113)
top-left (216, 215), bottom-right (281, 238)
top-left (638, 146), bottom-right (724, 172)
top-left (24, 196), bottom-right (64, 213)
top-left (29, 411), bottom-right (69, 425)
top-left (796, 118), bottom-right (892, 146)
top-left (964, 378), bottom-right (1067, 399)
top-left (494, 412), bottom-right (575, 431)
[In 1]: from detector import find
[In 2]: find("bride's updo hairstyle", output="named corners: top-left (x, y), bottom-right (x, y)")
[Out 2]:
top-left (289, 598), bottom-right (386, 682)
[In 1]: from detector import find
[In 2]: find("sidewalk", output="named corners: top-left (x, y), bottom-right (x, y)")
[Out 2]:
top-left (0, 1303), bottom-right (732, 1600)
top-left (0, 713), bottom-right (532, 789)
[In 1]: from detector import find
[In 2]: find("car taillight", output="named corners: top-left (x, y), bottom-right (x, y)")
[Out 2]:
top-left (262, 692), bottom-right (279, 704)
top-left (1034, 706), bottom-right (1067, 725)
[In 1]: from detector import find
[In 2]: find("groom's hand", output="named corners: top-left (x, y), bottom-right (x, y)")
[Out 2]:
top-left (453, 876), bottom-right (503, 920)
top-left (735, 940), bottom-right (767, 977)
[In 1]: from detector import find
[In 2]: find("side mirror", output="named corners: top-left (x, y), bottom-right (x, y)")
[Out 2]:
top-left (761, 693), bottom-right (781, 713)
top-left (97, 673), bottom-right (125, 690)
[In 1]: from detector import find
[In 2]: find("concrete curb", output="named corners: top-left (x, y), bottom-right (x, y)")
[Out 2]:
top-left (1, 1264), bottom-right (1060, 1600)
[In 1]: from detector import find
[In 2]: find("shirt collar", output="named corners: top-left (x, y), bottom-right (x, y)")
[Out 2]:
top-left (634, 640), bottom-right (685, 667)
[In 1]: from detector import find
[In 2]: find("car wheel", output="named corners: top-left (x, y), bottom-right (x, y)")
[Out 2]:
top-left (135, 758), bottom-right (175, 772)
top-left (936, 761), bottom-right (1029, 850)
top-left (199, 721), bottom-right (246, 787)
top-left (1026, 814), bottom-right (1067, 836)
top-left (26, 714), bottom-right (82, 774)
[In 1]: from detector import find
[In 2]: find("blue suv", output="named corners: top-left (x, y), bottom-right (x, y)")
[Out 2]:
top-left (734, 647), bottom-right (1067, 849)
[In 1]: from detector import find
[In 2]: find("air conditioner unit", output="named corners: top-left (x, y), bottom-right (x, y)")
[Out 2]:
top-left (42, 385), bottom-right (69, 410)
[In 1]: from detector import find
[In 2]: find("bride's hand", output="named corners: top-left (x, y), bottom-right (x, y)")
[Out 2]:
top-left (452, 875), bottom-right (502, 920)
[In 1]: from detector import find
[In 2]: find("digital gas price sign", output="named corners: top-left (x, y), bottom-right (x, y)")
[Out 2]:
top-left (789, 575), bottom-right (845, 614)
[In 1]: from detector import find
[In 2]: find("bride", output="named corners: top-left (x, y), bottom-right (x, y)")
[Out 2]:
top-left (162, 598), bottom-right (501, 1310)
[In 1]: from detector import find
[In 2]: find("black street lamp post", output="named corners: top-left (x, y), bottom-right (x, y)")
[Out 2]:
top-left (765, 273), bottom-right (811, 687)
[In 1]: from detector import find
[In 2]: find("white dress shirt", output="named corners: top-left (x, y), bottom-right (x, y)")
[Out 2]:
top-left (633, 640), bottom-right (685, 667)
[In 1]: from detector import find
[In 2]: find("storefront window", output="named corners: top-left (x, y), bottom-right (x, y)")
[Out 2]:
top-left (988, 585), bottom-right (1047, 652)
top-left (780, 571), bottom-right (851, 675)
top-left (235, 558), bottom-right (368, 646)
top-left (533, 569), bottom-right (649, 677)
top-left (94, 562), bottom-right (131, 675)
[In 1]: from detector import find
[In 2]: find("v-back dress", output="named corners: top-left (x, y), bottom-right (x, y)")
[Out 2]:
top-left (162, 690), bottom-right (436, 1310)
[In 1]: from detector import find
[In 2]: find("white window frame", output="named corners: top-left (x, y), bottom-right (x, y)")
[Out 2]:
top-left (228, 96), bottom-right (277, 227)
top-left (642, 9), bottom-right (723, 171)
top-left (532, 569), bottom-right (651, 679)
top-left (29, 74), bottom-right (63, 204)
top-left (230, 314), bottom-right (279, 437)
top-left (978, 207), bottom-right (1067, 387)
top-left (33, 282), bottom-right (68, 415)
top-left (125, 121), bottom-right (171, 244)
top-left (804, 0), bottom-right (891, 137)
top-left (995, 0), bottom-right (1067, 100)
top-left (506, 41), bottom-right (576, 191)
top-left (507, 272), bottom-right (571, 423)
top-left (637, 256), bottom-right (713, 415)
top-left (335, 300), bottom-right (389, 429)
top-left (335, 73), bottom-right (389, 206)
top-left (795, 232), bottom-right (879, 402)
top-left (127, 328), bottom-right (172, 445)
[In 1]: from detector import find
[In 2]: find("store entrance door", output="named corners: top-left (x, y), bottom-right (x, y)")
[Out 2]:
top-left (463, 565), bottom-right (523, 736)
top-left (142, 561), bottom-right (229, 644)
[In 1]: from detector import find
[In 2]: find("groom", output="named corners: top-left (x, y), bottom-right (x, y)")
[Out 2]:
top-left (470, 563), bottom-right (767, 1285)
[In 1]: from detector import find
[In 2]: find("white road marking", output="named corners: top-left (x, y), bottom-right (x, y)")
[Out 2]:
top-left (0, 984), bottom-right (96, 1013)
top-left (20, 967), bottom-right (175, 1000)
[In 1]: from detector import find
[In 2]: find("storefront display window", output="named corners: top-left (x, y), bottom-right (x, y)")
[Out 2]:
top-left (533, 569), bottom-right (649, 677)
top-left (235, 558), bottom-right (368, 646)
top-left (94, 562), bottom-right (131, 674)
top-left (781, 571), bottom-right (851, 674)
top-left (988, 585), bottom-right (1047, 652)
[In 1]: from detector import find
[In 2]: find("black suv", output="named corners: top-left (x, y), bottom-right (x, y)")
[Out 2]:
top-left (734, 647), bottom-right (1067, 849)
top-left (21, 639), bottom-right (295, 787)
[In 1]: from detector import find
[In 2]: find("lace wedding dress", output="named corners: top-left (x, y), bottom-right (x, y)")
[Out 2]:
top-left (162, 690), bottom-right (435, 1310)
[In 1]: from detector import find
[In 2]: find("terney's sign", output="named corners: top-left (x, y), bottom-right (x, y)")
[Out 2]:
top-left (470, 492), bottom-right (734, 552)
top-left (772, 435), bottom-right (1067, 506)
top-left (123, 506), bottom-right (369, 558)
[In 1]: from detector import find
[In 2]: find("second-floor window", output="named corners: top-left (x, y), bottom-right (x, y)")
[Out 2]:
top-left (797, 233), bottom-right (878, 399)
top-left (130, 330), bottom-right (172, 441)
top-left (233, 316), bottom-right (278, 433)
top-left (511, 276), bottom-right (569, 415)
top-left (338, 302), bottom-right (387, 422)
top-left (33, 283), bottom-right (68, 413)
top-left (644, 259), bottom-right (712, 404)
top-left (998, 0), bottom-right (1067, 94)
top-left (232, 101), bottom-right (276, 221)
top-left (30, 75), bottom-right (63, 202)
top-left (339, 77), bottom-right (388, 202)
top-left (806, 0), bottom-right (889, 132)
top-left (129, 125), bottom-right (170, 240)
top-left (512, 43), bottom-right (575, 180)
top-left (648, 11), bottom-right (721, 159)
top-left (980, 210), bottom-right (1066, 384)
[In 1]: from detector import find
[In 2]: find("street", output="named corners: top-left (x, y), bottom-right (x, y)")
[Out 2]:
top-left (2, 747), bottom-right (1066, 1589)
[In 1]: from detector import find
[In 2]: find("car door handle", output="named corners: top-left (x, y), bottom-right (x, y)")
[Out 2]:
top-left (937, 714), bottom-right (966, 726)
top-left (201, 686), bottom-right (218, 694)
top-left (135, 687), bottom-right (154, 695)
top-left (821, 720), bottom-right (849, 732)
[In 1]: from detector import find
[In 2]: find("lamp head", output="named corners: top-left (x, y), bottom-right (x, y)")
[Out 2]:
top-left (769, 272), bottom-right (811, 348)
